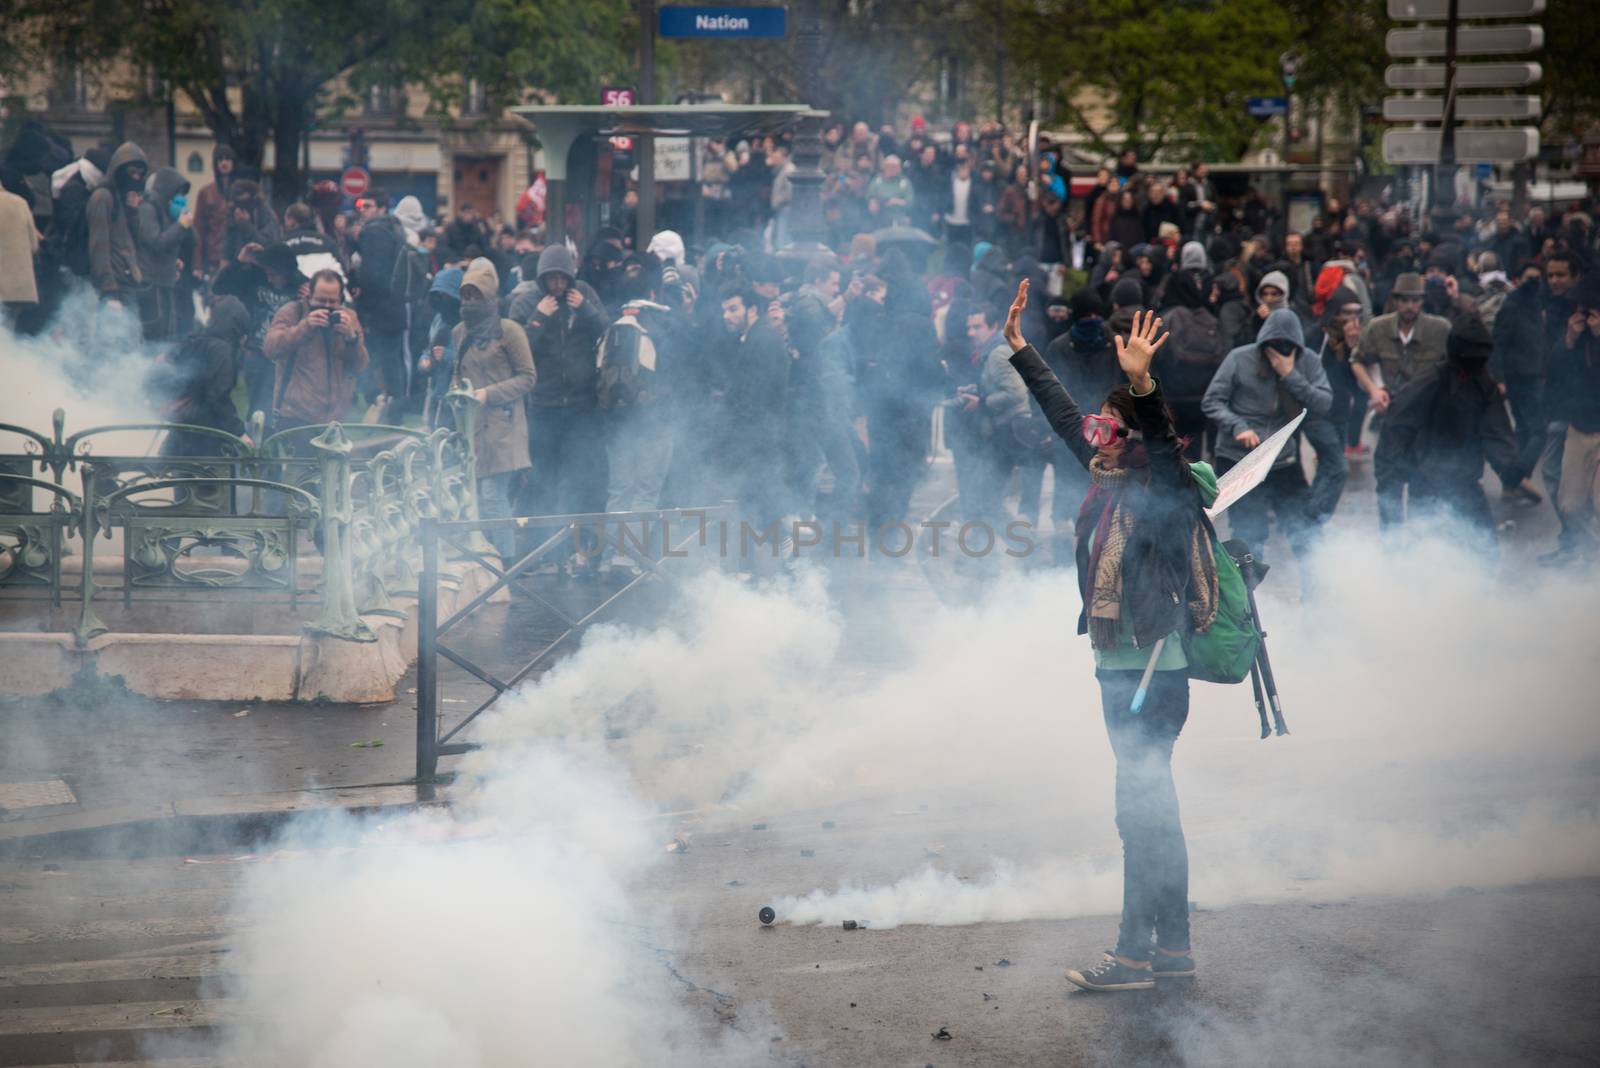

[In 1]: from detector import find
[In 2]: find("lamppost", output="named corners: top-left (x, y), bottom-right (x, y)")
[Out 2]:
top-left (780, 0), bottom-right (831, 260)
top-left (1278, 51), bottom-right (1300, 235)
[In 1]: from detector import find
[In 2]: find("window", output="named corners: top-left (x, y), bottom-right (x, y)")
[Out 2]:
top-left (49, 61), bottom-right (88, 110)
top-left (365, 84), bottom-right (398, 116)
top-left (464, 79), bottom-right (487, 117)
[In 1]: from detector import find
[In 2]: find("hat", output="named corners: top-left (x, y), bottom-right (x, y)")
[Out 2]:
top-left (1391, 272), bottom-right (1425, 297)
top-left (1069, 288), bottom-right (1106, 320)
top-left (910, 116), bottom-right (926, 130)
top-left (1446, 310), bottom-right (1494, 363)
top-left (1110, 276), bottom-right (1144, 308)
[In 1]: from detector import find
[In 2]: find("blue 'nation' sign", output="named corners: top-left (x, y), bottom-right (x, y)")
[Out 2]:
top-left (659, 6), bottom-right (788, 37)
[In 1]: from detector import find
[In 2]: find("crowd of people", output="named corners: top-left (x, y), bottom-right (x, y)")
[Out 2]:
top-left (2, 113), bottom-right (1598, 573)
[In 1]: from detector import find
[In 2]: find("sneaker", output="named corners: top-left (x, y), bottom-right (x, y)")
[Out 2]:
top-left (1064, 952), bottom-right (1155, 992)
top-left (1152, 950), bottom-right (1195, 980)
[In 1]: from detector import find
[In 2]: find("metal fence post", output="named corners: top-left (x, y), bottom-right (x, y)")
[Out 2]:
top-left (417, 516), bottom-right (439, 781)
top-left (308, 424), bottom-right (375, 642)
top-left (72, 461), bottom-right (107, 645)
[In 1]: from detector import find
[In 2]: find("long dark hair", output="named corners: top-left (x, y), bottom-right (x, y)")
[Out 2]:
top-left (1102, 384), bottom-right (1187, 451)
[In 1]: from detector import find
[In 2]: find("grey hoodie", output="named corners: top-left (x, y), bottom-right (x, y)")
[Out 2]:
top-left (135, 166), bottom-right (192, 286)
top-left (1202, 307), bottom-right (1333, 467)
top-left (508, 243), bottom-right (607, 407)
top-left (86, 141), bottom-right (148, 296)
top-left (1180, 241), bottom-right (1209, 273)
top-left (1255, 269), bottom-right (1290, 305)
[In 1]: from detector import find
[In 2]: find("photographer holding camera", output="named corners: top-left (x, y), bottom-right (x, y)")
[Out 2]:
top-left (263, 268), bottom-right (369, 433)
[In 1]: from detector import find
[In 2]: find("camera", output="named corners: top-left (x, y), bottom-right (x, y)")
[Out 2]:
top-left (326, 310), bottom-right (343, 327)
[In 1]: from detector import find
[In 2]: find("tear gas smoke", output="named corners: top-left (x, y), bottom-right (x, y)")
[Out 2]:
top-left (0, 284), bottom-right (162, 437)
top-left (208, 512), bottom-right (1596, 1060)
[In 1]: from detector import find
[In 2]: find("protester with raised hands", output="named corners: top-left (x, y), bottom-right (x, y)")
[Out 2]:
top-left (1003, 279), bottom-right (1221, 992)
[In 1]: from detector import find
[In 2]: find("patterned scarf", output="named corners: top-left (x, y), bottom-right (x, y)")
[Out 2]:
top-left (1079, 452), bottom-right (1220, 651)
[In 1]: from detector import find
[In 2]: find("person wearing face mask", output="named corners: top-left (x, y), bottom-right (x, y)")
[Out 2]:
top-left (157, 296), bottom-right (251, 456)
top-left (451, 259), bottom-right (536, 563)
top-left (1374, 311), bottom-right (1541, 549)
top-left (1202, 307), bottom-right (1332, 572)
top-left (134, 166), bottom-right (193, 342)
top-left (1003, 280), bottom-right (1221, 991)
top-left (85, 141), bottom-right (147, 308)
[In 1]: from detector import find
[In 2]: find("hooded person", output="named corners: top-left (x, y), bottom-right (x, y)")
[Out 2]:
top-left (1178, 241), bottom-right (1208, 275)
top-left (450, 258), bottom-right (536, 560)
top-left (221, 180), bottom-right (281, 265)
top-left (133, 166), bottom-right (193, 341)
top-left (1375, 309), bottom-right (1540, 545)
top-left (192, 144), bottom-right (238, 277)
top-left (392, 195), bottom-right (428, 249)
top-left (159, 296), bottom-right (251, 456)
top-left (419, 265), bottom-right (464, 427)
top-left (84, 141), bottom-right (150, 304)
top-left (507, 242), bottom-right (610, 565)
top-left (645, 229), bottom-right (686, 268)
top-left (1202, 306), bottom-right (1333, 571)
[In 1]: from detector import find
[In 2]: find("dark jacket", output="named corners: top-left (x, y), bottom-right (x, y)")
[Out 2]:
top-left (1043, 318), bottom-right (1121, 414)
top-left (509, 244), bottom-right (608, 408)
top-left (85, 142), bottom-right (146, 297)
top-left (1490, 282), bottom-right (1566, 381)
top-left (1010, 344), bottom-right (1207, 651)
top-left (161, 297), bottom-right (251, 457)
top-left (134, 166), bottom-right (191, 287)
top-left (1375, 363), bottom-right (1523, 490)
top-left (353, 212), bottom-right (405, 326)
top-left (1547, 329), bottom-right (1600, 434)
top-left (192, 145), bottom-right (236, 276)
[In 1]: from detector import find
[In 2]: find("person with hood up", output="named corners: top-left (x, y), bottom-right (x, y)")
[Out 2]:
top-left (392, 196), bottom-right (428, 249)
top-left (508, 242), bottom-right (609, 568)
top-left (1202, 307), bottom-right (1332, 569)
top-left (1003, 281), bottom-right (1221, 992)
top-left (1247, 269), bottom-right (1292, 343)
top-left (418, 266), bottom-right (463, 428)
top-left (85, 142), bottom-right (147, 306)
top-left (1375, 310), bottom-right (1542, 549)
top-left (450, 259), bottom-right (535, 561)
top-left (134, 166), bottom-right (193, 342)
top-left (45, 144), bottom-right (109, 287)
top-left (192, 144), bottom-right (237, 278)
top-left (158, 296), bottom-right (250, 456)
top-left (221, 180), bottom-right (281, 266)
top-left (1152, 267), bottom-right (1225, 458)
top-left (646, 229), bottom-right (686, 269)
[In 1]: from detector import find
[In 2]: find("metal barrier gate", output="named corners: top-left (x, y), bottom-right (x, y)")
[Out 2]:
top-left (414, 504), bottom-right (735, 780)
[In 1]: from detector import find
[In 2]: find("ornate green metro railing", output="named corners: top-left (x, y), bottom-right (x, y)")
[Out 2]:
top-left (0, 384), bottom-right (486, 646)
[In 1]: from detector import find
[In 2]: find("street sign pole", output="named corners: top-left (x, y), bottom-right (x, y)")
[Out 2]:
top-left (1432, 0), bottom-right (1460, 224)
top-left (638, 0), bottom-right (657, 249)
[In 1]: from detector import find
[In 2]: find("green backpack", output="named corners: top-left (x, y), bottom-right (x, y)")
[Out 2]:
top-left (1184, 517), bottom-right (1262, 684)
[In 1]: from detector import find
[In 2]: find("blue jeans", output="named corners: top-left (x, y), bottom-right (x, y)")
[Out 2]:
top-left (477, 471), bottom-right (518, 560)
top-left (1097, 668), bottom-right (1191, 960)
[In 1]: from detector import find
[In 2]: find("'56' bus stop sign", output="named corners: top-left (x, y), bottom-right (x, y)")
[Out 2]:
top-left (659, 6), bottom-right (788, 37)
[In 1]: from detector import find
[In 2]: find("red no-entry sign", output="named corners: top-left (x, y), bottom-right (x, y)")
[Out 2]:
top-left (341, 166), bottom-right (371, 199)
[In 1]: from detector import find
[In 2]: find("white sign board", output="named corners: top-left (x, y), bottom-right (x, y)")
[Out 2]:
top-left (1382, 127), bottom-right (1540, 164)
top-left (1206, 413), bottom-right (1307, 520)
top-left (655, 137), bottom-right (692, 182)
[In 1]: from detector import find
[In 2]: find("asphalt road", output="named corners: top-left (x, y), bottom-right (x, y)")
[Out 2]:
top-left (1, 451), bottom-right (1593, 1065)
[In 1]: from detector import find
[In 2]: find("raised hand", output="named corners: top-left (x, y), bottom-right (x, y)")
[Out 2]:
top-left (1003, 279), bottom-right (1029, 352)
top-left (1113, 309), bottom-right (1168, 391)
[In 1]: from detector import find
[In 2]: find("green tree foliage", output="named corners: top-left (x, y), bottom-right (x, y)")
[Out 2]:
top-left (0, 0), bottom-right (629, 204)
top-left (1540, 0), bottom-right (1600, 139)
top-left (1010, 0), bottom-right (1297, 160)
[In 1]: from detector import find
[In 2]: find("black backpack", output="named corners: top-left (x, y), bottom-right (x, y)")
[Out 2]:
top-left (1164, 305), bottom-right (1226, 367)
top-left (385, 219), bottom-right (430, 303)
top-left (596, 315), bottom-right (658, 411)
top-left (51, 172), bottom-right (94, 278)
